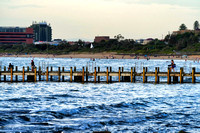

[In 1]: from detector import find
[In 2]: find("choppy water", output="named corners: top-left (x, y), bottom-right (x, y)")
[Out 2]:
top-left (0, 57), bottom-right (200, 132)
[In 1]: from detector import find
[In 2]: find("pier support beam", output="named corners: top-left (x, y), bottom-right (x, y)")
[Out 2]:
top-left (10, 68), bottom-right (13, 82)
top-left (145, 67), bottom-right (148, 82)
top-left (192, 67), bottom-right (195, 83)
top-left (0, 66), bottom-right (1, 82)
top-left (118, 67), bottom-right (121, 82)
top-left (131, 67), bottom-right (133, 83)
top-left (110, 67), bottom-right (112, 83)
top-left (106, 67), bottom-right (109, 84)
top-left (4, 66), bottom-right (6, 81)
top-left (86, 67), bottom-right (88, 82)
top-left (22, 67), bottom-right (25, 82)
top-left (173, 76), bottom-right (178, 83)
top-left (74, 67), bottom-right (82, 82)
top-left (46, 67), bottom-right (49, 81)
top-left (94, 67), bottom-right (97, 83)
top-left (39, 66), bottom-right (41, 81)
top-left (167, 68), bottom-right (171, 84)
top-left (34, 67), bottom-right (37, 82)
top-left (155, 67), bottom-right (158, 84)
top-left (180, 67), bottom-right (183, 84)
top-left (50, 67), bottom-right (53, 81)
top-left (122, 67), bottom-right (124, 82)
top-left (70, 67), bottom-right (72, 82)
top-left (15, 66), bottom-right (18, 82)
top-left (58, 67), bottom-right (61, 82)
top-left (157, 67), bottom-right (160, 83)
top-left (143, 67), bottom-right (146, 83)
top-left (133, 67), bottom-right (136, 82)
top-left (62, 67), bottom-right (64, 82)
top-left (82, 67), bottom-right (85, 84)
top-left (98, 67), bottom-right (100, 83)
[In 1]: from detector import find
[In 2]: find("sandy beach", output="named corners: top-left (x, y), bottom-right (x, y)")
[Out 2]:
top-left (1, 52), bottom-right (200, 61)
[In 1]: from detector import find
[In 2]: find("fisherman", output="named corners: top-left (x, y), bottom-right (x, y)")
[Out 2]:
top-left (8, 63), bottom-right (14, 71)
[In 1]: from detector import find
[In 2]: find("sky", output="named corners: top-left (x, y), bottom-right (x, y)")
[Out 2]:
top-left (0, 0), bottom-right (200, 41)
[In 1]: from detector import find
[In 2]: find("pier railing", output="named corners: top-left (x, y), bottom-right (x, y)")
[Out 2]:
top-left (0, 66), bottom-right (198, 84)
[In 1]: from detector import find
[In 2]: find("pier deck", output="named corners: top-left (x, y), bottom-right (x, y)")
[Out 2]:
top-left (0, 66), bottom-right (197, 84)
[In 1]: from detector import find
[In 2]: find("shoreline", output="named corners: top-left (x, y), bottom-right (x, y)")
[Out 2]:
top-left (0, 53), bottom-right (200, 60)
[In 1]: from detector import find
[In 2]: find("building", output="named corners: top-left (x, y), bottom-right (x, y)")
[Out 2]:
top-left (34, 41), bottom-right (58, 46)
top-left (0, 27), bottom-right (34, 44)
top-left (30, 21), bottom-right (52, 42)
top-left (135, 39), bottom-right (144, 44)
top-left (142, 38), bottom-right (154, 45)
top-left (94, 36), bottom-right (110, 43)
top-left (172, 29), bottom-right (200, 35)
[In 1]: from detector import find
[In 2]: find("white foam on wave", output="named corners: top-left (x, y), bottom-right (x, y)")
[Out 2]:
top-left (1, 57), bottom-right (200, 132)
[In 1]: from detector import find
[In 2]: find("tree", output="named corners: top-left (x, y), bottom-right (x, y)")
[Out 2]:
top-left (179, 24), bottom-right (187, 30)
top-left (114, 34), bottom-right (124, 41)
top-left (194, 20), bottom-right (199, 30)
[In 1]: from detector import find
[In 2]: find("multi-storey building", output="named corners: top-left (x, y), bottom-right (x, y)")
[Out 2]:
top-left (0, 27), bottom-right (34, 44)
top-left (30, 21), bottom-right (52, 42)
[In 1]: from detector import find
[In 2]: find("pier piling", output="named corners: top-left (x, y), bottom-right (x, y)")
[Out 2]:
top-left (58, 67), bottom-right (61, 82)
top-left (155, 67), bottom-right (158, 84)
top-left (98, 67), bottom-right (100, 83)
top-left (94, 67), bottom-right (97, 83)
top-left (82, 67), bottom-right (84, 84)
top-left (4, 66), bottom-right (6, 81)
top-left (110, 67), bottom-right (112, 83)
top-left (62, 67), bottom-right (64, 82)
top-left (106, 67), bottom-right (109, 84)
top-left (167, 68), bottom-right (171, 84)
top-left (119, 67), bottom-right (121, 82)
top-left (192, 67), bottom-right (195, 83)
top-left (16, 66), bottom-right (18, 82)
top-left (180, 67), bottom-right (183, 84)
top-left (46, 67), bottom-right (49, 81)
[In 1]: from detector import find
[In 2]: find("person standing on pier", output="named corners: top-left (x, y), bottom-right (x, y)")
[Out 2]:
top-left (170, 60), bottom-right (176, 72)
top-left (31, 60), bottom-right (35, 72)
top-left (8, 63), bottom-right (14, 71)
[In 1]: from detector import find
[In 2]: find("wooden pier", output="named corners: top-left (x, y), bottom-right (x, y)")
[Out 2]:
top-left (0, 66), bottom-right (198, 84)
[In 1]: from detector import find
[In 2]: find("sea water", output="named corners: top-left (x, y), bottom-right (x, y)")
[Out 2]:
top-left (0, 57), bottom-right (200, 132)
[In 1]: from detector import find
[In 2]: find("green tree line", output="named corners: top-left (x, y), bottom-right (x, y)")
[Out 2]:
top-left (0, 21), bottom-right (200, 55)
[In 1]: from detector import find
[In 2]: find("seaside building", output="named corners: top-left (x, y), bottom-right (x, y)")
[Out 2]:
top-left (135, 39), bottom-right (144, 44)
top-left (0, 27), bottom-right (34, 44)
top-left (172, 29), bottom-right (200, 35)
top-left (142, 38), bottom-right (154, 45)
top-left (34, 41), bottom-right (58, 46)
top-left (30, 21), bottom-right (52, 42)
top-left (94, 36), bottom-right (110, 43)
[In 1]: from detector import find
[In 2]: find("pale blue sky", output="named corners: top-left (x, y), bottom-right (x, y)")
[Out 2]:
top-left (0, 0), bottom-right (200, 41)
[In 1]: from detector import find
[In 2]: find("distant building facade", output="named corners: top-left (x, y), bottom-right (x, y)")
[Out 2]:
top-left (0, 27), bottom-right (34, 44)
top-left (30, 21), bottom-right (52, 42)
top-left (172, 29), bottom-right (200, 35)
top-left (94, 36), bottom-right (110, 43)
top-left (142, 38), bottom-right (154, 45)
top-left (135, 39), bottom-right (144, 44)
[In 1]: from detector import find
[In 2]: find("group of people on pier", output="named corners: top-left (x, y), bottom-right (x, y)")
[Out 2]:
top-left (8, 60), bottom-right (36, 72)
top-left (8, 59), bottom-right (177, 72)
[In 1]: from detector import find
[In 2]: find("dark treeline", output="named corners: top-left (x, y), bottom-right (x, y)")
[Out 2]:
top-left (1, 29), bottom-right (200, 55)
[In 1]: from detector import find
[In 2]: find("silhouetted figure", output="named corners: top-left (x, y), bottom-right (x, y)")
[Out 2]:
top-left (31, 60), bottom-right (35, 72)
top-left (8, 63), bottom-right (14, 71)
